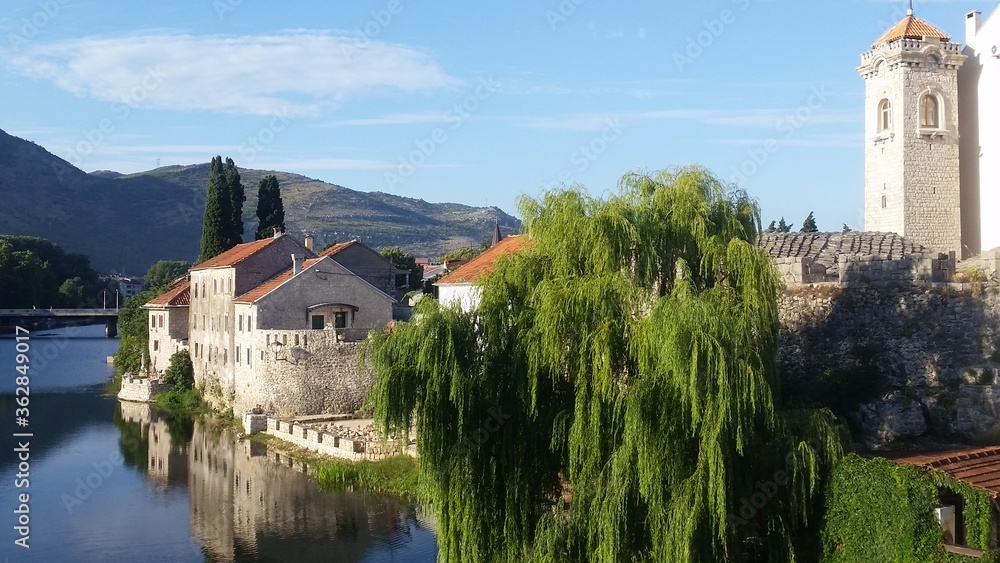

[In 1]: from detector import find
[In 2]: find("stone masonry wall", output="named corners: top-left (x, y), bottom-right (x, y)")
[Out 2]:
top-left (230, 334), bottom-right (371, 418)
top-left (777, 281), bottom-right (1000, 446)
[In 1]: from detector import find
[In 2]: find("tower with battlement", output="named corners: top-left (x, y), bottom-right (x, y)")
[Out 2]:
top-left (858, 7), bottom-right (966, 257)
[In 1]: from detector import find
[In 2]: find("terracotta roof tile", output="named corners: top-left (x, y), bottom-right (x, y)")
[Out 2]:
top-left (145, 279), bottom-right (190, 307)
top-left (318, 240), bottom-right (357, 258)
top-left (191, 238), bottom-right (278, 270)
top-left (874, 15), bottom-right (950, 47)
top-left (888, 446), bottom-right (1000, 497)
top-left (234, 258), bottom-right (323, 303)
top-left (436, 235), bottom-right (531, 285)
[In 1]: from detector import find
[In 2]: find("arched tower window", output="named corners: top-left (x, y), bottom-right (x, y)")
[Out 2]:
top-left (920, 95), bottom-right (939, 128)
top-left (878, 99), bottom-right (892, 133)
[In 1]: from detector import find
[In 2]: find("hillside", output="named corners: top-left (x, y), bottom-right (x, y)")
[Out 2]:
top-left (0, 129), bottom-right (520, 274)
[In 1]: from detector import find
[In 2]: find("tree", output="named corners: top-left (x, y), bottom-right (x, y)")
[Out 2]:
top-left (380, 247), bottom-right (424, 290)
top-left (112, 289), bottom-right (161, 377)
top-left (58, 277), bottom-right (87, 307)
top-left (255, 174), bottom-right (286, 240)
top-left (443, 241), bottom-right (490, 262)
top-left (842, 223), bottom-right (853, 233)
top-left (800, 211), bottom-right (818, 233)
top-left (363, 166), bottom-right (842, 562)
top-left (199, 156), bottom-right (232, 262)
top-left (225, 157), bottom-right (246, 247)
top-left (144, 260), bottom-right (192, 291)
top-left (777, 216), bottom-right (793, 232)
top-left (764, 220), bottom-right (777, 233)
top-left (163, 350), bottom-right (195, 390)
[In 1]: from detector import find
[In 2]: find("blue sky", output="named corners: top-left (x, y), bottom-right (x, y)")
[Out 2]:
top-left (2, 0), bottom-right (997, 231)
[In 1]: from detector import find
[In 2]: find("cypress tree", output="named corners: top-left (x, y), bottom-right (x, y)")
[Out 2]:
top-left (199, 156), bottom-right (231, 262)
top-left (255, 175), bottom-right (285, 240)
top-left (363, 166), bottom-right (842, 562)
top-left (800, 211), bottom-right (818, 233)
top-left (225, 157), bottom-right (245, 247)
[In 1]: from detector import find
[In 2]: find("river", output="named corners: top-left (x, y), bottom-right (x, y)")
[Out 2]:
top-left (0, 324), bottom-right (437, 562)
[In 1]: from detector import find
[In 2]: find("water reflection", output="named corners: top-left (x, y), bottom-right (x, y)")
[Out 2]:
top-left (116, 402), bottom-right (436, 563)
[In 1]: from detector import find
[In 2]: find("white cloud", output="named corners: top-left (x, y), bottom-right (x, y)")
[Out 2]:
top-left (5, 32), bottom-right (459, 116)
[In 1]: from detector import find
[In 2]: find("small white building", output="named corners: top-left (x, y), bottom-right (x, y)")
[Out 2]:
top-left (436, 235), bottom-right (529, 312)
top-left (143, 278), bottom-right (190, 374)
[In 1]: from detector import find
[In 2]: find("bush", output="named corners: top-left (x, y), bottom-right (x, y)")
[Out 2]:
top-left (163, 350), bottom-right (194, 390)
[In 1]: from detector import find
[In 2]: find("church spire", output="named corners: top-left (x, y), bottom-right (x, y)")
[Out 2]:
top-left (491, 218), bottom-right (502, 247)
top-left (907, 0), bottom-right (913, 17)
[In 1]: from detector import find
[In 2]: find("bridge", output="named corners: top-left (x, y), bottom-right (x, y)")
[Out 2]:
top-left (0, 309), bottom-right (122, 337)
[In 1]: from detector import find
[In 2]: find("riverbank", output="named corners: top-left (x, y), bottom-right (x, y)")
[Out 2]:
top-left (250, 433), bottom-right (426, 502)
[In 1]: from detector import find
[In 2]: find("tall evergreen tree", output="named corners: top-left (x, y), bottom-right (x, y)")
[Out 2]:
top-left (255, 174), bottom-right (286, 240)
top-left (199, 156), bottom-right (231, 262)
top-left (224, 157), bottom-right (246, 247)
top-left (777, 216), bottom-right (793, 232)
top-left (363, 166), bottom-right (842, 562)
top-left (800, 211), bottom-right (818, 233)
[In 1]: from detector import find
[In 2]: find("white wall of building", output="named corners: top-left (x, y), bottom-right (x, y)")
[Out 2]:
top-left (963, 8), bottom-right (1000, 252)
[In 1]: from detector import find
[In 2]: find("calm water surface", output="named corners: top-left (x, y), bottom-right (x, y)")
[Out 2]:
top-left (0, 324), bottom-right (437, 562)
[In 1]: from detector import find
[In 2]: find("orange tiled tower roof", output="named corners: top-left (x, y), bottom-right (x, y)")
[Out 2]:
top-left (873, 15), bottom-right (951, 47)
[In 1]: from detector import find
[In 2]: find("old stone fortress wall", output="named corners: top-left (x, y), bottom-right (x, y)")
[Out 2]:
top-left (761, 232), bottom-right (1000, 447)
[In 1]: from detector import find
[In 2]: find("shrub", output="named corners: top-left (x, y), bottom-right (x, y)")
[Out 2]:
top-left (163, 350), bottom-right (194, 390)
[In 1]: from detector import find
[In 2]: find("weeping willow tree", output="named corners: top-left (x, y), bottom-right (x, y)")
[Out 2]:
top-left (363, 166), bottom-right (842, 562)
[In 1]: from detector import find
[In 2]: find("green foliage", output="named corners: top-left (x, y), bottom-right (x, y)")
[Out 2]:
top-left (144, 260), bottom-right (191, 290)
top-left (313, 455), bottom-right (424, 501)
top-left (801, 211), bottom-right (818, 233)
top-left (112, 288), bottom-right (162, 376)
top-left (381, 247), bottom-right (424, 290)
top-left (443, 241), bottom-right (490, 262)
top-left (224, 157), bottom-right (246, 247)
top-left (777, 217), bottom-right (793, 232)
top-left (842, 223), bottom-right (852, 233)
top-left (363, 165), bottom-right (843, 562)
top-left (154, 388), bottom-right (206, 415)
top-left (112, 404), bottom-right (149, 474)
top-left (822, 454), bottom-right (999, 562)
top-left (163, 350), bottom-right (195, 390)
top-left (765, 220), bottom-right (777, 233)
top-left (255, 174), bottom-right (285, 240)
top-left (0, 235), bottom-right (104, 308)
top-left (199, 156), bottom-right (232, 262)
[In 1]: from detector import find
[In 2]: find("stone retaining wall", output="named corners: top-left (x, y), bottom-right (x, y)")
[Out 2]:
top-left (117, 376), bottom-right (173, 403)
top-left (260, 417), bottom-right (414, 461)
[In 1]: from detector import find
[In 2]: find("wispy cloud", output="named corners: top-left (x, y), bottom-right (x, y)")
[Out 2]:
top-left (323, 112), bottom-right (452, 127)
top-left (516, 108), bottom-right (857, 131)
top-left (4, 32), bottom-right (459, 116)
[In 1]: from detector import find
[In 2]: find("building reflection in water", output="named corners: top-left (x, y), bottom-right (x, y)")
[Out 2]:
top-left (116, 401), bottom-right (435, 562)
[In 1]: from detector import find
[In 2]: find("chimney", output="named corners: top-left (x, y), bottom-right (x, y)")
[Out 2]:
top-left (273, 226), bottom-right (283, 239)
top-left (304, 234), bottom-right (314, 252)
top-left (292, 254), bottom-right (304, 276)
top-left (967, 11), bottom-right (982, 42)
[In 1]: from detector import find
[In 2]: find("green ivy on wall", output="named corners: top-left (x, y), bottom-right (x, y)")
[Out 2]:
top-left (822, 454), bottom-right (999, 562)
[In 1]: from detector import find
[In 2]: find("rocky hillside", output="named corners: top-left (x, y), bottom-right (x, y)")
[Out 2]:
top-left (0, 129), bottom-right (519, 273)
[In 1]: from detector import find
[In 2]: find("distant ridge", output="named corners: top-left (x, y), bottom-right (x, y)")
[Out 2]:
top-left (0, 128), bottom-right (520, 273)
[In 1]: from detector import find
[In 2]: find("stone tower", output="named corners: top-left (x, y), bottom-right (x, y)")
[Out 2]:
top-left (858, 6), bottom-right (966, 256)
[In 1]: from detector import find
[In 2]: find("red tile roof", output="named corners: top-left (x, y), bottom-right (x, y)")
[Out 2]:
top-left (191, 238), bottom-right (278, 270)
top-left (234, 258), bottom-right (323, 303)
top-left (318, 240), bottom-right (357, 258)
top-left (145, 279), bottom-right (190, 307)
top-left (874, 15), bottom-right (950, 47)
top-left (436, 235), bottom-right (531, 285)
top-left (889, 446), bottom-right (1000, 497)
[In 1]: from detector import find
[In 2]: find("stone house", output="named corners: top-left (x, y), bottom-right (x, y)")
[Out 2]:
top-left (319, 240), bottom-right (399, 297)
top-left (143, 278), bottom-right (191, 374)
top-left (142, 230), bottom-right (396, 416)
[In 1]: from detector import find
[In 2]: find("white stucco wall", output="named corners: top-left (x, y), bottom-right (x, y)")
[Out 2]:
top-left (437, 283), bottom-right (479, 312)
top-left (964, 8), bottom-right (1000, 252)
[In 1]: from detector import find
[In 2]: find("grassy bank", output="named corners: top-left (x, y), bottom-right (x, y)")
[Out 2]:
top-left (251, 433), bottom-right (425, 502)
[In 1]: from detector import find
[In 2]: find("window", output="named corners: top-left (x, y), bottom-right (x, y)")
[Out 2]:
top-left (193, 316), bottom-right (197, 330)
top-left (878, 98), bottom-right (892, 133)
top-left (294, 334), bottom-right (299, 346)
top-left (239, 315), bottom-right (243, 332)
top-left (303, 335), bottom-right (307, 347)
top-left (312, 315), bottom-right (325, 330)
top-left (335, 312), bottom-right (347, 329)
top-left (214, 279), bottom-right (217, 294)
top-left (151, 316), bottom-right (156, 329)
top-left (882, 195), bottom-right (887, 209)
top-left (224, 349), bottom-right (227, 365)
top-left (228, 278), bottom-right (232, 294)
top-left (153, 340), bottom-right (159, 351)
top-left (159, 315), bottom-right (164, 328)
top-left (225, 314), bottom-right (229, 333)
top-left (236, 346), bottom-right (240, 364)
top-left (194, 284), bottom-right (198, 298)
top-left (921, 94), bottom-right (939, 128)
top-left (248, 348), bottom-right (252, 367)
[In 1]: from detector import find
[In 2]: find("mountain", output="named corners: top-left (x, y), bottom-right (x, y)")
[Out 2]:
top-left (0, 129), bottom-right (520, 274)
